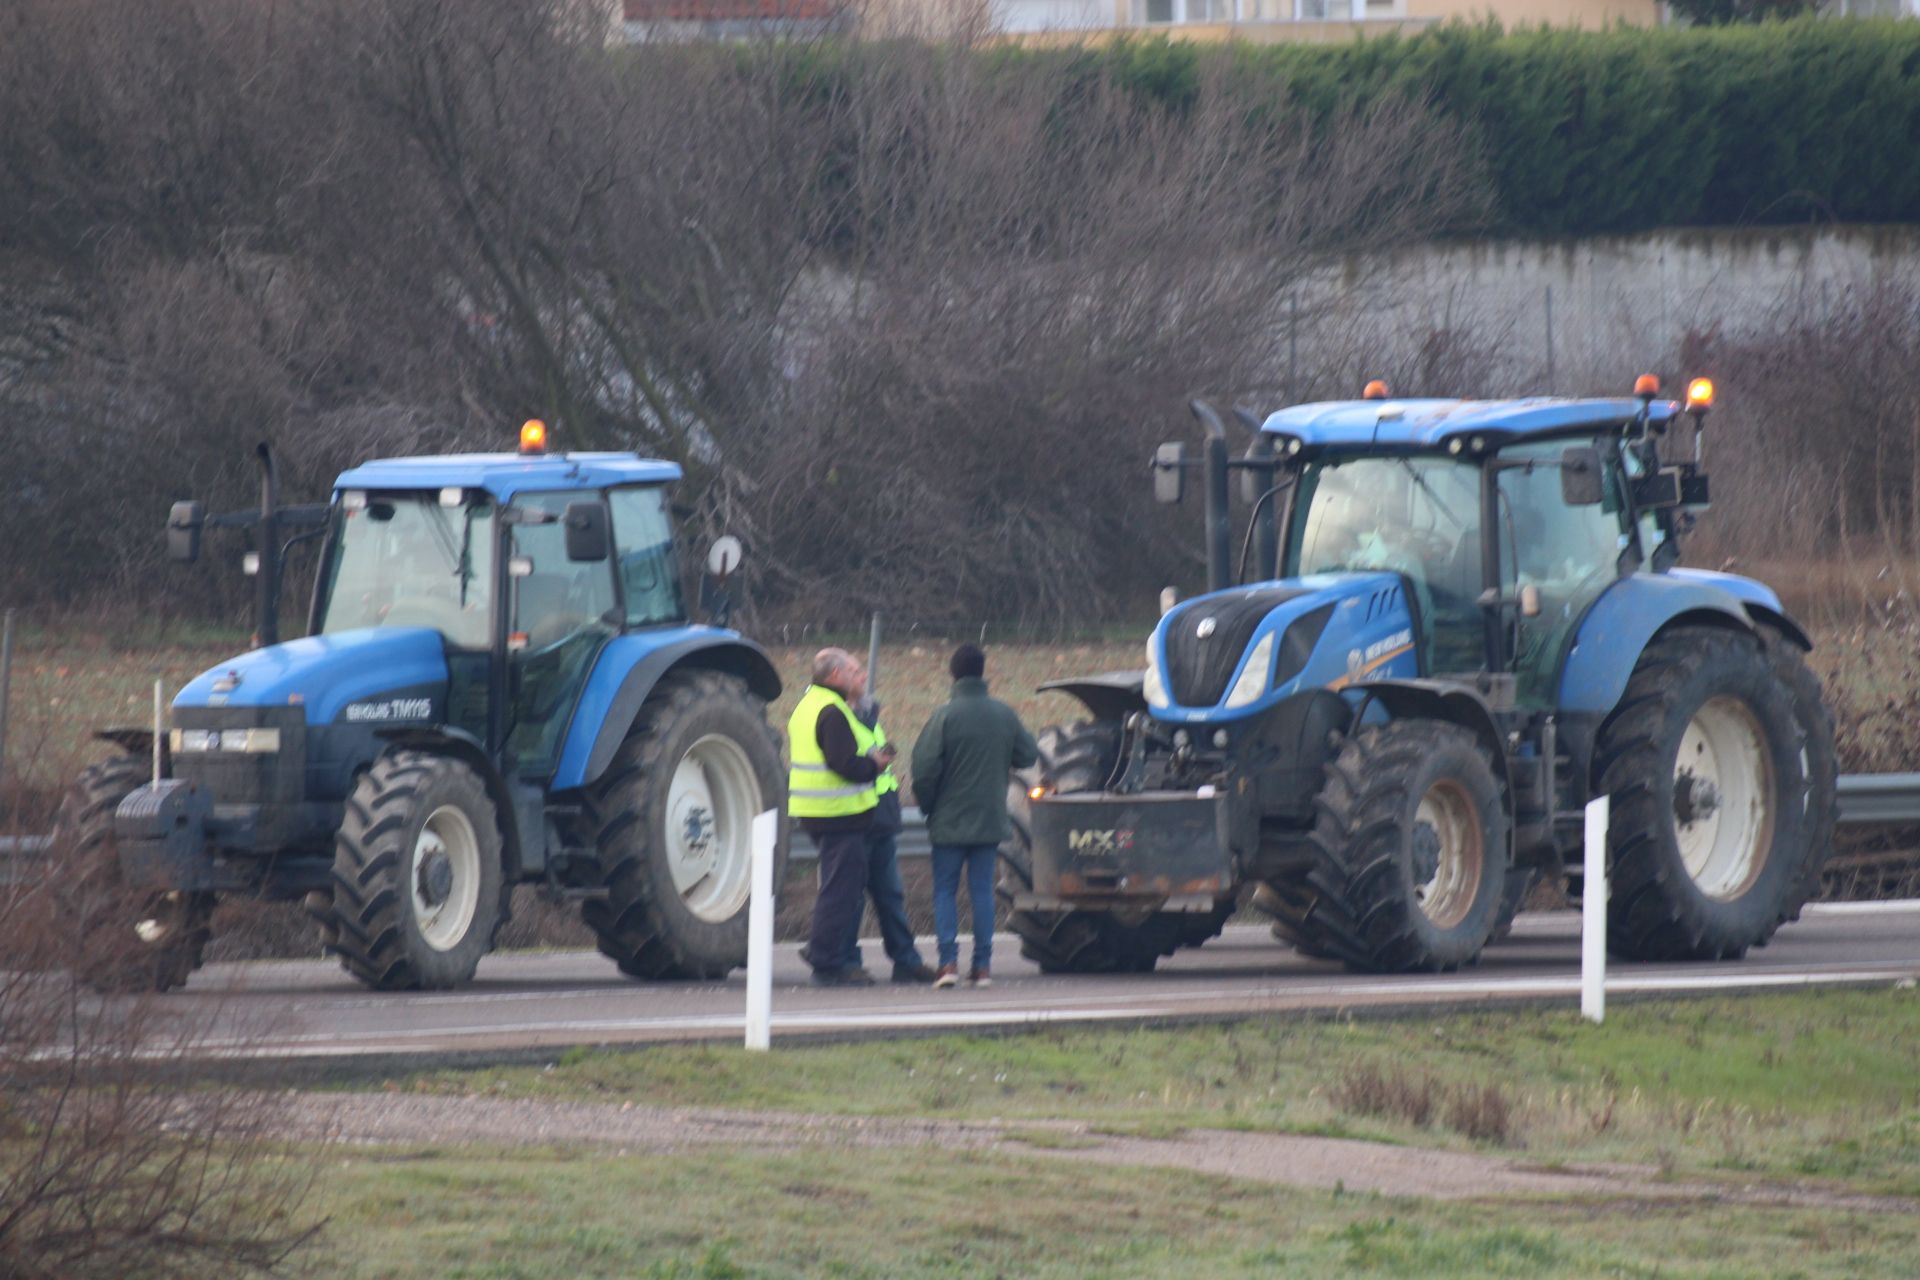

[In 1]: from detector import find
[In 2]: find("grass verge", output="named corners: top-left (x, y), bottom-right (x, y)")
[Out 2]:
top-left (369, 989), bottom-right (1920, 1194)
top-left (310, 1143), bottom-right (1920, 1279)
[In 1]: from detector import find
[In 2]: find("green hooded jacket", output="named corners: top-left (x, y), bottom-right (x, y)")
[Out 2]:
top-left (909, 677), bottom-right (1040, 846)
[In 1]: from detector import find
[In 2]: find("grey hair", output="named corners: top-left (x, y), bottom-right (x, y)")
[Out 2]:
top-left (812, 647), bottom-right (858, 686)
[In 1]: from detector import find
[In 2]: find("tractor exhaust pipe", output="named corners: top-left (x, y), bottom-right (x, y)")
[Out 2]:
top-left (254, 442), bottom-right (281, 649)
top-left (1189, 401), bottom-right (1232, 595)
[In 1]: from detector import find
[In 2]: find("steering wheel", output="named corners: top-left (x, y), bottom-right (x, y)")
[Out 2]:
top-left (380, 596), bottom-right (469, 631)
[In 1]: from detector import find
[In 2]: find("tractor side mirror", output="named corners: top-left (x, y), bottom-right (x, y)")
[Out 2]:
top-left (1153, 443), bottom-right (1186, 505)
top-left (1630, 470), bottom-right (1684, 510)
top-left (1559, 448), bottom-right (1604, 507)
top-left (563, 501), bottom-right (610, 562)
top-left (167, 501), bottom-right (205, 563)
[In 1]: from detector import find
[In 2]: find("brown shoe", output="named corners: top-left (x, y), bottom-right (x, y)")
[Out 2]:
top-left (932, 964), bottom-right (960, 989)
top-left (967, 966), bottom-right (991, 989)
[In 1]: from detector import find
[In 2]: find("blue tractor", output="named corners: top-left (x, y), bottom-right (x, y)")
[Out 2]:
top-left (54, 423), bottom-right (786, 992)
top-left (1005, 379), bottom-right (1836, 973)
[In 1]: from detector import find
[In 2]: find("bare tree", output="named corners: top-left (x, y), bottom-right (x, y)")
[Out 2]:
top-left (0, 822), bottom-right (323, 1279)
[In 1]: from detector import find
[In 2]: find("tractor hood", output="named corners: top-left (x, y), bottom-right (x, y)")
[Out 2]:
top-left (1146, 573), bottom-right (1419, 723)
top-left (173, 627), bottom-right (450, 726)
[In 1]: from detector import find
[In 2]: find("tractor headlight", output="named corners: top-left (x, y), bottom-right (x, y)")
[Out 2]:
top-left (1223, 632), bottom-right (1276, 709)
top-left (1142, 639), bottom-right (1169, 708)
top-left (170, 728), bottom-right (282, 754)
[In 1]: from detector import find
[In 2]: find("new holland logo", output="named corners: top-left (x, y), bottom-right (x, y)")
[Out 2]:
top-left (1195, 617), bottom-right (1217, 639)
top-left (1068, 828), bottom-right (1136, 855)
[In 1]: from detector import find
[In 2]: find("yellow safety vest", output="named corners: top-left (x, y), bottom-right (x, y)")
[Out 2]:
top-left (868, 720), bottom-right (898, 797)
top-left (787, 685), bottom-right (881, 819)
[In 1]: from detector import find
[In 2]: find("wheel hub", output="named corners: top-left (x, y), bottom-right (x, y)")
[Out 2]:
top-left (1410, 822), bottom-right (1442, 885)
top-left (417, 842), bottom-right (454, 908)
top-left (681, 807), bottom-right (714, 860)
top-left (1674, 769), bottom-right (1722, 827)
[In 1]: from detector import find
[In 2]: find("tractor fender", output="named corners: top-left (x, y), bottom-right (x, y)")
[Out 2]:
top-left (552, 628), bottom-right (783, 792)
top-left (374, 724), bottom-right (525, 879)
top-left (1558, 574), bottom-right (1760, 715)
top-left (1351, 679), bottom-right (1510, 795)
top-left (1037, 671), bottom-right (1148, 725)
top-left (1668, 567), bottom-right (1812, 651)
top-left (95, 728), bottom-right (166, 771)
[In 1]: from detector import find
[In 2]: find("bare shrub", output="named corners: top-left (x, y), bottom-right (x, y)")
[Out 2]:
top-left (1331, 1061), bottom-right (1522, 1146)
top-left (1329, 1062), bottom-right (1437, 1129)
top-left (0, 814), bottom-right (323, 1278)
top-left (1682, 276), bottom-right (1920, 581)
top-left (1441, 1081), bottom-right (1516, 1146)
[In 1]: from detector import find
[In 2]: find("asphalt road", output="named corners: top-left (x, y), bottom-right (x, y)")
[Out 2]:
top-left (163, 900), bottom-right (1920, 1068)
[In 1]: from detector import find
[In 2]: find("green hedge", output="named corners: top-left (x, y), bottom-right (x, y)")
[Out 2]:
top-left (1025, 18), bottom-right (1920, 236)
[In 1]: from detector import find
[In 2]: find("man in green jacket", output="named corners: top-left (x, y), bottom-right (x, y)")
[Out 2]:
top-left (910, 644), bottom-right (1039, 988)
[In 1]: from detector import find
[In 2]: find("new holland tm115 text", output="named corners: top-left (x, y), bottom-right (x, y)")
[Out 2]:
top-left (56, 422), bottom-right (785, 992)
top-left (1005, 378), bottom-right (1835, 974)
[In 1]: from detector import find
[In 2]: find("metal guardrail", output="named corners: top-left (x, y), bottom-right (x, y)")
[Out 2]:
top-left (3, 782), bottom-right (1917, 883)
top-left (1834, 774), bottom-right (1920, 826)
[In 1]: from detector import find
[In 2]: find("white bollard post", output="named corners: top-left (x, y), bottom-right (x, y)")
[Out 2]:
top-left (744, 808), bottom-right (778, 1051)
top-left (1581, 795), bottom-right (1609, 1024)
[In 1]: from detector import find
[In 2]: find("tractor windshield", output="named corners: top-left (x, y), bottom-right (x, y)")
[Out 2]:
top-left (315, 492), bottom-right (496, 649)
top-left (1288, 454), bottom-right (1484, 672)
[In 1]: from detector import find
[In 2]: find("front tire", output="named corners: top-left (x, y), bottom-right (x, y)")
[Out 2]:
top-left (51, 755), bottom-right (213, 994)
top-left (327, 751), bottom-right (507, 991)
top-left (1295, 720), bottom-right (1510, 973)
top-left (1594, 627), bottom-right (1830, 961)
top-left (580, 671), bottom-right (785, 981)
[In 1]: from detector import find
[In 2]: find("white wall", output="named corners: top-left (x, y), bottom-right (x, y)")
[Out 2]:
top-left (994, 0), bottom-right (1114, 30)
top-left (1317, 225), bottom-right (1920, 394)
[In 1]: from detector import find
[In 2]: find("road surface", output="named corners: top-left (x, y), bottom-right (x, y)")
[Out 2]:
top-left (159, 900), bottom-right (1920, 1069)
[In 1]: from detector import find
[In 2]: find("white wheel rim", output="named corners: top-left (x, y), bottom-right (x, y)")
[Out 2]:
top-left (412, 804), bottom-right (482, 952)
top-left (1412, 779), bottom-right (1484, 929)
top-left (1674, 695), bottom-right (1775, 901)
top-left (667, 734), bottom-right (761, 924)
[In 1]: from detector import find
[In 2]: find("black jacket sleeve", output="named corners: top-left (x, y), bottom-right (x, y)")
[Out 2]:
top-left (817, 704), bottom-right (881, 783)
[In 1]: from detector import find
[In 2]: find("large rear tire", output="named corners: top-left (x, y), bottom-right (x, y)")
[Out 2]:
top-left (580, 671), bottom-right (785, 981)
top-left (998, 721), bottom-right (1230, 974)
top-left (327, 751), bottom-right (507, 991)
top-left (51, 755), bottom-right (213, 994)
top-left (1593, 627), bottom-right (1830, 961)
top-left (1292, 719), bottom-right (1510, 973)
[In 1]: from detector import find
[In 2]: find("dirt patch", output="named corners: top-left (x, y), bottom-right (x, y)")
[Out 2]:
top-left (287, 1092), bottom-right (1911, 1211)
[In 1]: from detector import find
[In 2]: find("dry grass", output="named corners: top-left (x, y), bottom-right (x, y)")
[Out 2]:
top-left (1328, 1064), bottom-right (1519, 1146)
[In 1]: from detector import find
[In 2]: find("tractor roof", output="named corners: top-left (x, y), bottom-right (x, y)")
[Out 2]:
top-left (1261, 397), bottom-right (1682, 451)
top-left (333, 452), bottom-right (681, 500)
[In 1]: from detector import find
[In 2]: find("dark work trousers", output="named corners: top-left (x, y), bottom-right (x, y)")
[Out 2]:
top-left (807, 827), bottom-right (870, 973)
top-left (850, 828), bottom-right (927, 973)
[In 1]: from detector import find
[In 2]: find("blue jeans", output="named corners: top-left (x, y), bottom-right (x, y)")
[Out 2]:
top-left (931, 843), bottom-right (998, 970)
top-left (851, 829), bottom-right (927, 974)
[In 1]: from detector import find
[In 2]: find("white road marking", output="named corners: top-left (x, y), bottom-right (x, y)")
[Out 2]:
top-left (202, 966), bottom-right (1918, 1057)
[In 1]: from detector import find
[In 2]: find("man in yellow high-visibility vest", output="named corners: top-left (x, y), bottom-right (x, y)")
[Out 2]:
top-left (787, 647), bottom-right (895, 986)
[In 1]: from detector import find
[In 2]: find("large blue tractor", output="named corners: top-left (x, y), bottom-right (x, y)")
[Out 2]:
top-left (55, 424), bottom-right (786, 992)
top-left (1006, 379), bottom-right (1836, 974)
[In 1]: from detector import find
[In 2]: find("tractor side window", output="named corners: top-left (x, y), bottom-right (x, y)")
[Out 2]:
top-left (506, 492), bottom-right (619, 778)
top-left (1496, 441), bottom-right (1631, 705)
top-left (607, 486), bottom-right (686, 627)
